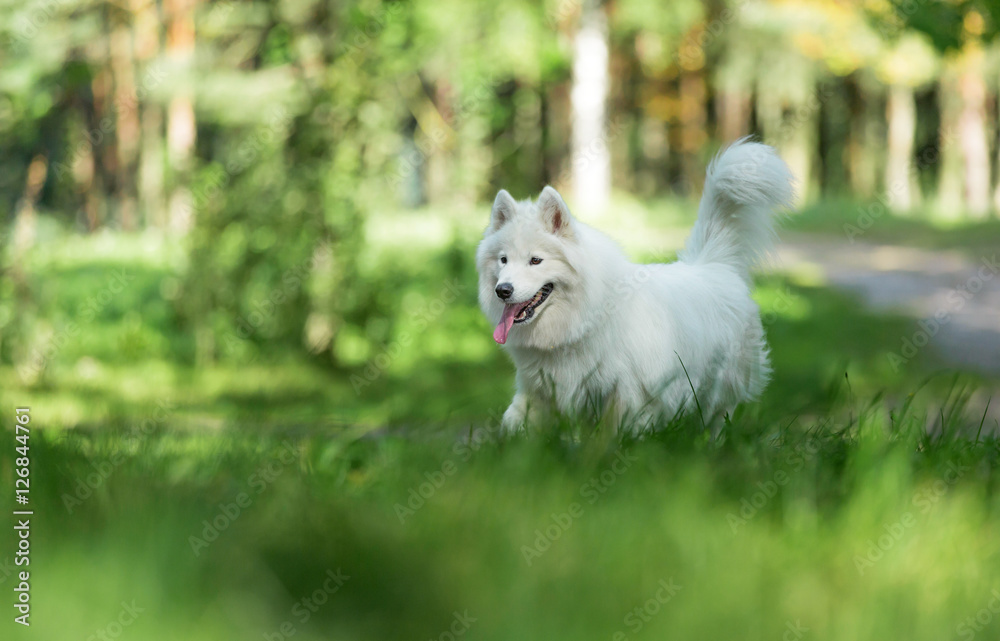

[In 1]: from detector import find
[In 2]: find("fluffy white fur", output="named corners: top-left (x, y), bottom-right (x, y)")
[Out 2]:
top-left (476, 139), bottom-right (795, 434)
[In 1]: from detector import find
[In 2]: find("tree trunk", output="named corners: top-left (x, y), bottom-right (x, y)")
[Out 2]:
top-left (937, 70), bottom-right (966, 218)
top-left (11, 155), bottom-right (48, 262)
top-left (111, 23), bottom-right (140, 230)
top-left (570, 0), bottom-right (610, 213)
top-left (82, 65), bottom-right (112, 232)
top-left (715, 83), bottom-right (751, 143)
top-left (957, 59), bottom-right (990, 218)
top-left (4, 154), bottom-right (48, 361)
top-left (140, 104), bottom-right (166, 228)
top-left (885, 83), bottom-right (917, 211)
top-left (165, 0), bottom-right (196, 233)
top-left (133, 0), bottom-right (165, 228)
top-left (995, 76), bottom-right (1000, 211)
top-left (757, 66), bottom-right (814, 204)
top-left (847, 75), bottom-right (878, 200)
top-left (679, 67), bottom-right (707, 195)
top-left (782, 96), bottom-right (814, 205)
top-left (818, 78), bottom-right (851, 196)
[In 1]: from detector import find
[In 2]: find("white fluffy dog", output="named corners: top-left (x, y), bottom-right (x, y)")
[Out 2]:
top-left (476, 139), bottom-right (795, 434)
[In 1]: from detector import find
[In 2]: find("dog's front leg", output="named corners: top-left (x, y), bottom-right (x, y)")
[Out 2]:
top-left (501, 393), bottom-right (552, 435)
top-left (501, 394), bottom-right (529, 435)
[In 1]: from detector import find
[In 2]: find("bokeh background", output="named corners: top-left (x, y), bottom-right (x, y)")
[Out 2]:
top-left (2, 1), bottom-right (1000, 640)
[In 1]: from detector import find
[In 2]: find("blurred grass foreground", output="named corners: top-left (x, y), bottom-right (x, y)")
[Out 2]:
top-left (2, 0), bottom-right (1000, 640)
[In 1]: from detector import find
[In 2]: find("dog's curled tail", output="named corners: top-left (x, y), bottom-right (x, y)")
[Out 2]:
top-left (680, 138), bottom-right (795, 278)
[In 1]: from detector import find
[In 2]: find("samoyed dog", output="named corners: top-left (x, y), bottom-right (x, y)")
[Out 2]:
top-left (476, 139), bottom-right (795, 434)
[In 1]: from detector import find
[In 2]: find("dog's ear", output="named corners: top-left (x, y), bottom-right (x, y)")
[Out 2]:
top-left (537, 186), bottom-right (573, 237)
top-left (489, 189), bottom-right (517, 232)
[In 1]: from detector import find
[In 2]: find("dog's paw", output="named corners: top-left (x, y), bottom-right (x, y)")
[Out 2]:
top-left (500, 403), bottom-right (527, 436)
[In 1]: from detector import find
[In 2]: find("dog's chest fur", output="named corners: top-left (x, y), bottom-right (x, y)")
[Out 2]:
top-left (509, 340), bottom-right (635, 414)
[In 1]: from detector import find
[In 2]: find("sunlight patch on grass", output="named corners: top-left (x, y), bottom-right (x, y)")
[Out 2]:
top-left (363, 196), bottom-right (697, 261)
top-left (780, 262), bottom-right (828, 287)
top-left (754, 282), bottom-right (812, 321)
top-left (26, 218), bottom-right (185, 271)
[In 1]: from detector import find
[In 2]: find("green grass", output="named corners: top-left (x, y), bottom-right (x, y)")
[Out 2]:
top-left (2, 385), bottom-right (999, 641)
top-left (788, 198), bottom-right (1000, 257)
top-left (2, 210), bottom-right (999, 640)
top-left (2, 209), bottom-right (988, 430)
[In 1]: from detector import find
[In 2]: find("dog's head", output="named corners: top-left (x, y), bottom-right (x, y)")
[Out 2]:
top-left (476, 186), bottom-right (581, 348)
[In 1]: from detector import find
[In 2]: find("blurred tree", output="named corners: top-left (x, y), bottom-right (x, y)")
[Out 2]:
top-left (570, 0), bottom-right (611, 212)
top-left (937, 65), bottom-right (967, 216)
top-left (886, 0), bottom-right (1000, 52)
top-left (876, 35), bottom-right (938, 210)
top-left (133, 0), bottom-right (166, 228)
top-left (110, 6), bottom-right (140, 230)
top-left (165, 0), bottom-right (197, 233)
top-left (7, 0), bottom-right (1000, 375)
top-left (743, 2), bottom-right (826, 202)
top-left (11, 155), bottom-right (47, 263)
top-left (715, 31), bottom-right (754, 143)
top-left (955, 47), bottom-right (991, 217)
top-left (85, 29), bottom-right (111, 231)
top-left (614, 0), bottom-right (702, 194)
top-left (882, 1), bottom-right (999, 217)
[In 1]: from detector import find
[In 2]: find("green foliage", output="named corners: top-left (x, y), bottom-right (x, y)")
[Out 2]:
top-left (0, 214), bottom-right (988, 430)
top-left (1, 4), bottom-right (999, 636)
top-left (3, 0), bottom-right (1000, 371)
top-left (2, 380), bottom-right (999, 640)
top-left (886, 0), bottom-right (1000, 52)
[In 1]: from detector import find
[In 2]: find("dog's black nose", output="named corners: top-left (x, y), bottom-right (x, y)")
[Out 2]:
top-left (495, 283), bottom-right (514, 300)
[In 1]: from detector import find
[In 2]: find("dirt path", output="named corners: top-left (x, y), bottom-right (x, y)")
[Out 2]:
top-left (775, 234), bottom-right (1000, 376)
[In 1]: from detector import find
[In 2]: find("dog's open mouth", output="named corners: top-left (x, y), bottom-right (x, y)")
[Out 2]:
top-left (493, 283), bottom-right (554, 344)
top-left (513, 283), bottom-right (554, 324)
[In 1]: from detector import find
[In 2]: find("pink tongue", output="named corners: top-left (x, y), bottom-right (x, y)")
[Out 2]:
top-left (493, 304), bottom-right (520, 344)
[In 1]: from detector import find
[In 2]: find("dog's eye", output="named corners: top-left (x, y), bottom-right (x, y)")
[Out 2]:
top-left (530, 257), bottom-right (543, 265)
top-left (500, 256), bottom-right (507, 264)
